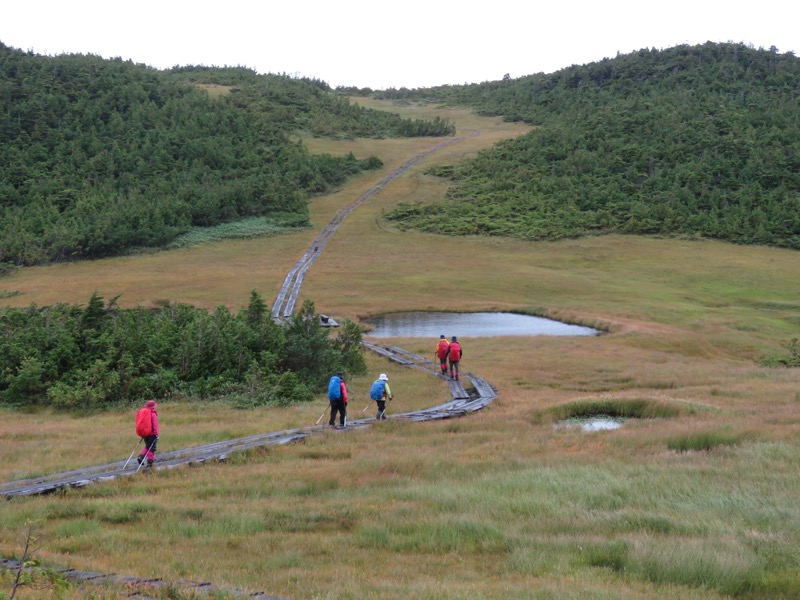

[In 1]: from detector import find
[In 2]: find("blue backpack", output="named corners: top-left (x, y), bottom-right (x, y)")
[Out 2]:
top-left (370, 380), bottom-right (386, 400)
top-left (327, 376), bottom-right (342, 400)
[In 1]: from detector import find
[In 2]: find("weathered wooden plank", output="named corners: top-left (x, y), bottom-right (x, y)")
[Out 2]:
top-left (448, 379), bottom-right (471, 399)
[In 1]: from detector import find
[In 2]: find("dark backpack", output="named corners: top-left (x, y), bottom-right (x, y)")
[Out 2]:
top-left (327, 376), bottom-right (342, 401)
top-left (370, 380), bottom-right (386, 401)
top-left (135, 408), bottom-right (153, 437)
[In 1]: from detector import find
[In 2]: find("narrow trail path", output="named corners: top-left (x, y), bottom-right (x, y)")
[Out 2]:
top-left (1, 132), bottom-right (498, 599)
top-left (272, 133), bottom-right (474, 320)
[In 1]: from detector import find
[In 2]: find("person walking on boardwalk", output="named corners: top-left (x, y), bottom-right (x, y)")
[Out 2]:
top-left (435, 334), bottom-right (450, 376)
top-left (327, 372), bottom-right (349, 428)
top-left (135, 399), bottom-right (159, 467)
top-left (369, 373), bottom-right (393, 420)
top-left (448, 336), bottom-right (463, 381)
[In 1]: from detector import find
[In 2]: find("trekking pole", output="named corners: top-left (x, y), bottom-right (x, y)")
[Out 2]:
top-left (316, 404), bottom-right (329, 425)
top-left (123, 438), bottom-right (143, 469)
top-left (361, 402), bottom-right (371, 412)
top-left (135, 438), bottom-right (157, 473)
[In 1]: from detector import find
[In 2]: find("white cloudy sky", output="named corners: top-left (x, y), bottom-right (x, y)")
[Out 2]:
top-left (2, 0), bottom-right (797, 89)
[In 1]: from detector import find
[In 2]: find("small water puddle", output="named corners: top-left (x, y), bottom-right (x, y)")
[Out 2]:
top-left (556, 417), bottom-right (625, 431)
top-left (364, 311), bottom-right (598, 338)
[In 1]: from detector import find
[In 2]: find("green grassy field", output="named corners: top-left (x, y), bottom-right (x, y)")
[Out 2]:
top-left (1, 100), bottom-right (799, 599)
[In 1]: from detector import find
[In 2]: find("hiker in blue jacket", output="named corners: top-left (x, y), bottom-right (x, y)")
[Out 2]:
top-left (369, 373), bottom-right (393, 420)
top-left (327, 372), bottom-right (348, 428)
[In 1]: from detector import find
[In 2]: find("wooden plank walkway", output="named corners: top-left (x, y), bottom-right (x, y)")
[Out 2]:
top-left (0, 344), bottom-right (492, 500)
top-left (0, 557), bottom-right (286, 600)
top-left (270, 134), bottom-right (475, 322)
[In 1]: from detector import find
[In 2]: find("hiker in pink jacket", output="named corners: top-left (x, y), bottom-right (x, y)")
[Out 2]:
top-left (448, 336), bottom-right (463, 381)
top-left (136, 400), bottom-right (159, 467)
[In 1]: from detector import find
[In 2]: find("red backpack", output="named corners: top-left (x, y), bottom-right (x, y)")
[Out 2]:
top-left (135, 407), bottom-right (153, 437)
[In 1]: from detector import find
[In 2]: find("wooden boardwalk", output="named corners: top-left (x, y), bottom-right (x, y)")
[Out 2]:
top-left (271, 135), bottom-right (474, 322)
top-left (0, 344), bottom-right (493, 500)
top-left (0, 556), bottom-right (286, 600)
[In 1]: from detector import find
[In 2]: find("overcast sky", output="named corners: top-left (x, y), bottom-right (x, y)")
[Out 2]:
top-left (3, 1), bottom-right (797, 90)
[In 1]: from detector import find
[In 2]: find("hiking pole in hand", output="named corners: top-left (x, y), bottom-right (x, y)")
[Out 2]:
top-left (123, 438), bottom-right (143, 469)
top-left (136, 438), bottom-right (157, 473)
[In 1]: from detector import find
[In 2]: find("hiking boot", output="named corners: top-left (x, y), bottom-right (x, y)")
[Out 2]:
top-left (136, 456), bottom-right (143, 465)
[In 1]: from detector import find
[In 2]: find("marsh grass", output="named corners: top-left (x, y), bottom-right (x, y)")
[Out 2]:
top-left (166, 214), bottom-right (307, 249)
top-left (546, 398), bottom-right (685, 422)
top-left (666, 431), bottom-right (752, 453)
top-left (1, 101), bottom-right (800, 599)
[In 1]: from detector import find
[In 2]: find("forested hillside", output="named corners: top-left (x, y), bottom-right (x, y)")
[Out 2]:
top-left (170, 65), bottom-right (456, 139)
top-left (383, 43), bottom-right (800, 249)
top-left (0, 43), bottom-right (454, 266)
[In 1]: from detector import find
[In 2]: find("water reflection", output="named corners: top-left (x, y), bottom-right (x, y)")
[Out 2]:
top-left (580, 417), bottom-right (624, 431)
top-left (364, 311), bottom-right (597, 338)
top-left (555, 417), bottom-right (625, 432)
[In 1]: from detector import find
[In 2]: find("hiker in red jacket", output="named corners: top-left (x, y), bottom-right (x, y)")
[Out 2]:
top-left (136, 400), bottom-right (159, 467)
top-left (435, 334), bottom-right (450, 376)
top-left (448, 336), bottom-right (463, 381)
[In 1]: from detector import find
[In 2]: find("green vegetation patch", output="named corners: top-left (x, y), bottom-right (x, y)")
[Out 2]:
top-left (166, 214), bottom-right (309, 249)
top-left (546, 397), bottom-right (684, 422)
top-left (359, 519), bottom-right (511, 555)
top-left (667, 431), bottom-right (752, 453)
top-left (759, 338), bottom-right (800, 367)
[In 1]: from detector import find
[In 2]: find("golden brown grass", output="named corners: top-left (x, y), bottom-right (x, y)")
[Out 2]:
top-left (194, 83), bottom-right (233, 99)
top-left (1, 99), bottom-right (799, 599)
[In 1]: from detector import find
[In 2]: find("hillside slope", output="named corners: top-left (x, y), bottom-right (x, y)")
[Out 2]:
top-left (0, 44), bottom-right (453, 266)
top-left (384, 42), bottom-right (800, 249)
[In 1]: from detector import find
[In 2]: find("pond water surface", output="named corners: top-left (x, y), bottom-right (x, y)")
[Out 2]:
top-left (556, 417), bottom-right (625, 432)
top-left (364, 311), bottom-right (598, 338)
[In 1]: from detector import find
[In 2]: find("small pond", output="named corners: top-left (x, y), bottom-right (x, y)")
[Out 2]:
top-left (556, 416), bottom-right (625, 432)
top-left (364, 311), bottom-right (598, 338)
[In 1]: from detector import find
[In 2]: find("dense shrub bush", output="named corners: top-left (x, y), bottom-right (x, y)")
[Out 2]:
top-left (0, 292), bottom-right (365, 409)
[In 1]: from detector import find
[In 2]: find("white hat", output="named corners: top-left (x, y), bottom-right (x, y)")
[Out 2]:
top-left (379, 373), bottom-right (388, 381)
